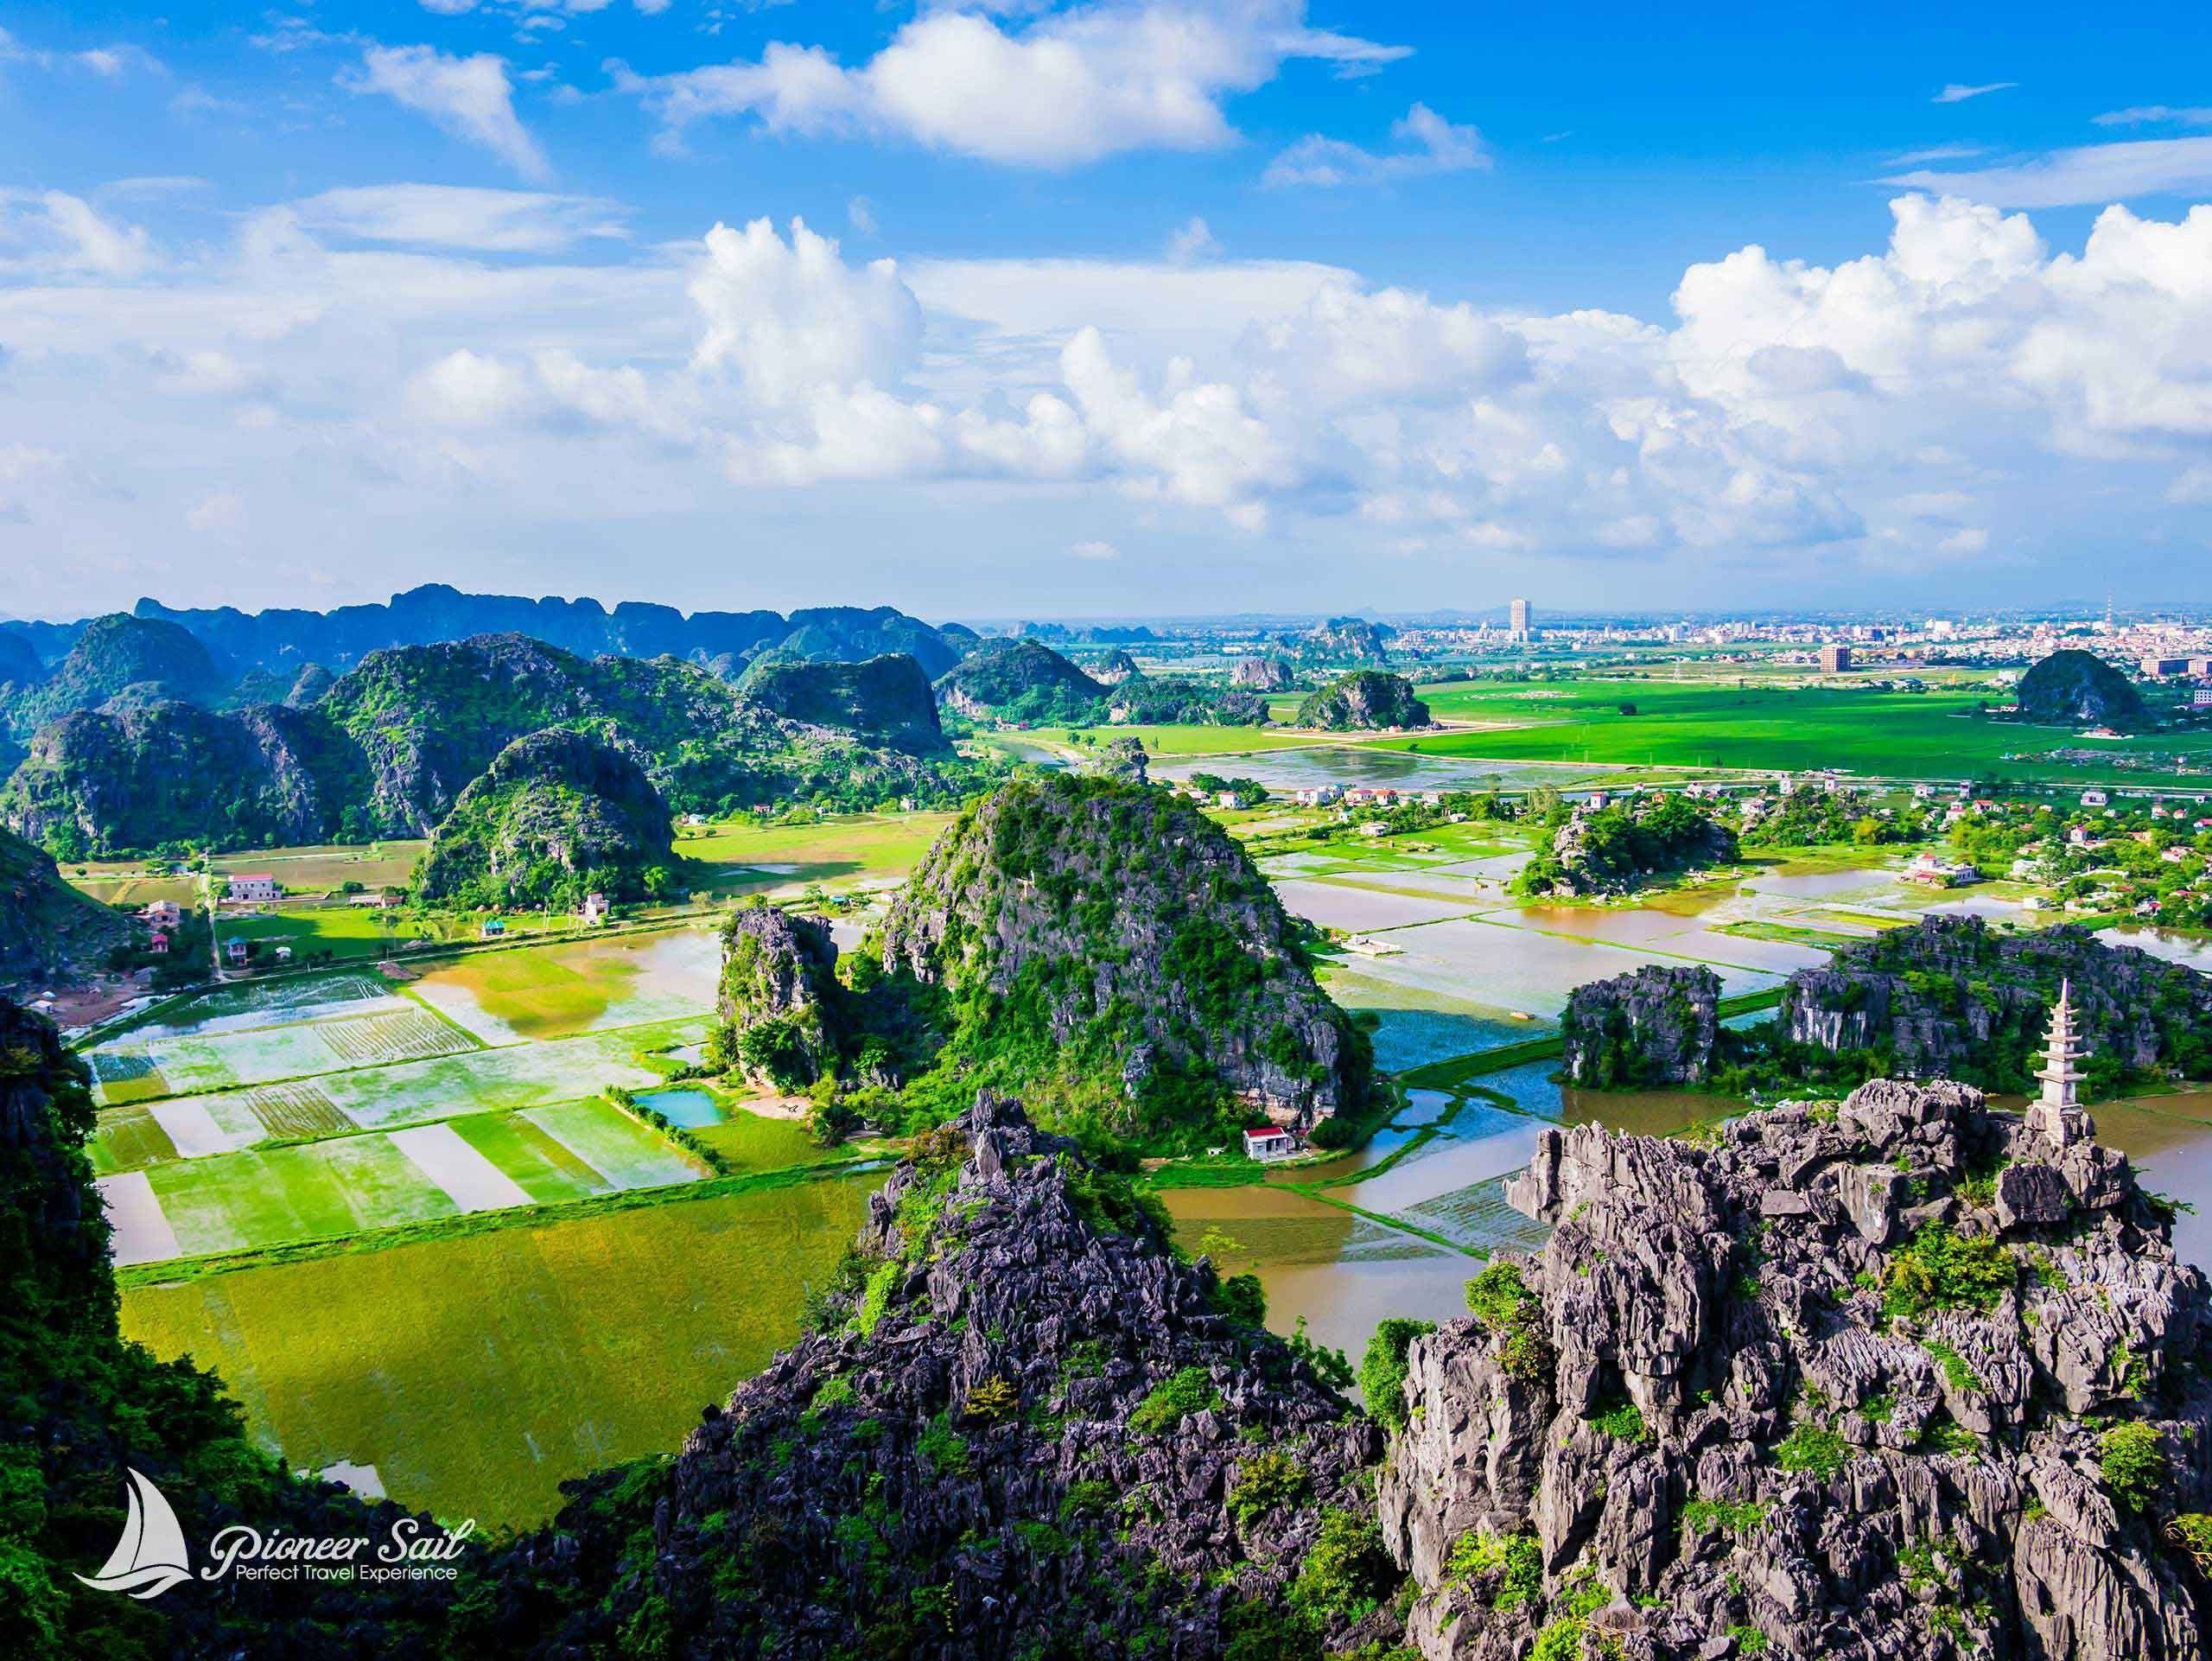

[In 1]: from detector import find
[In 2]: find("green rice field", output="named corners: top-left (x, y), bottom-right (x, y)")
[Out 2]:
top-left (119, 1172), bottom-right (876, 1524)
top-left (680, 809), bottom-right (956, 894)
top-left (1393, 677), bottom-right (2212, 782)
top-left (96, 1095), bottom-right (711, 1264)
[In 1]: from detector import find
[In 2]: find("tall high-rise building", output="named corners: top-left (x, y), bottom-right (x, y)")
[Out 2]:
top-left (1508, 597), bottom-right (1532, 642)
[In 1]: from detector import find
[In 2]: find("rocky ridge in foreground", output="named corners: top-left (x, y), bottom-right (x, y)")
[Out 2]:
top-left (1381, 1077), bottom-right (2212, 1660)
top-left (482, 1093), bottom-right (1397, 1658)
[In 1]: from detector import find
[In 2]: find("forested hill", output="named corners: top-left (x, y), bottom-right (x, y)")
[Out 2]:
top-left (0, 586), bottom-right (974, 680)
top-left (0, 633), bottom-right (989, 854)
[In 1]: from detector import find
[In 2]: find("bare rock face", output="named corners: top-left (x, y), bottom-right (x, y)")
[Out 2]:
top-left (1231, 656), bottom-right (1294, 691)
top-left (1561, 965), bottom-right (1721, 1087)
top-left (1381, 1077), bottom-right (2212, 1661)
top-left (716, 905), bottom-right (842, 1086)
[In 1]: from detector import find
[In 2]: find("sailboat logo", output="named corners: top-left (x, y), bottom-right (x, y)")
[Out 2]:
top-left (76, 1468), bottom-right (194, 1598)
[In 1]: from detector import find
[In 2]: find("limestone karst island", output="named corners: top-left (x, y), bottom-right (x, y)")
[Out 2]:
top-left (9, 5), bottom-right (2212, 1658)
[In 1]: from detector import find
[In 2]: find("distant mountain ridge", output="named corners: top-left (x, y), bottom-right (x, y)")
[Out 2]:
top-left (0, 585), bottom-right (973, 680)
top-left (1, 633), bottom-right (986, 855)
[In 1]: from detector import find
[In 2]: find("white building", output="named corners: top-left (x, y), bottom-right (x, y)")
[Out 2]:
top-left (581, 893), bottom-right (611, 926)
top-left (228, 874), bottom-right (279, 903)
top-left (1242, 1126), bottom-right (1300, 1161)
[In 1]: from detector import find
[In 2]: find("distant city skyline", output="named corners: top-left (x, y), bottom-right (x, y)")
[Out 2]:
top-left (4, 4), bottom-right (2212, 616)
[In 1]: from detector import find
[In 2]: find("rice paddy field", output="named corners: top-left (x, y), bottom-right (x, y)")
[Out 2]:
top-left (1390, 677), bottom-right (2212, 784)
top-left (680, 810), bottom-right (957, 895)
top-left (410, 927), bottom-right (721, 1043)
top-left (120, 1172), bottom-right (877, 1524)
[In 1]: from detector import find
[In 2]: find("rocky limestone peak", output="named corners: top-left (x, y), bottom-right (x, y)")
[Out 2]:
top-left (1561, 965), bottom-right (1721, 1088)
top-left (875, 775), bottom-right (1368, 1129)
top-left (1231, 655), bottom-right (1294, 691)
top-left (1381, 1075), bottom-right (2212, 1661)
top-left (716, 904), bottom-right (843, 1087)
top-left (1293, 671), bottom-right (1432, 732)
top-left (483, 1091), bottom-right (1397, 1658)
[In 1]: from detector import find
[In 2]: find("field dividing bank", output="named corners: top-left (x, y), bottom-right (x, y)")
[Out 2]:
top-left (1395, 678), bottom-right (2212, 784)
top-left (119, 1168), bottom-right (880, 1525)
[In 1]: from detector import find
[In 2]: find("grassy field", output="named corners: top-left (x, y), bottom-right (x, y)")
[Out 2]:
top-left (120, 1172), bottom-right (877, 1524)
top-left (1395, 678), bottom-right (2212, 782)
top-left (680, 810), bottom-right (957, 894)
top-left (212, 843), bottom-right (427, 891)
top-left (1050, 723), bottom-right (1318, 756)
top-left (214, 905), bottom-right (482, 962)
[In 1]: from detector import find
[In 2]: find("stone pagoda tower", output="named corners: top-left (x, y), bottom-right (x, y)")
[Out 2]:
top-left (2027, 978), bottom-right (2095, 1147)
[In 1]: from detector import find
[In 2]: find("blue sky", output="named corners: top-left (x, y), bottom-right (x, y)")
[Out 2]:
top-left (4, 2), bottom-right (2212, 620)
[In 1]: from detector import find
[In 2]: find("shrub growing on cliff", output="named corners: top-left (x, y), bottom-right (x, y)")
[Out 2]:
top-left (1129, 1366), bottom-right (1221, 1435)
top-left (1881, 1224), bottom-right (2019, 1321)
top-left (1356, 1319), bottom-right (1435, 1433)
top-left (2100, 1422), bottom-right (2168, 1511)
top-left (1227, 1451), bottom-right (1309, 1528)
top-left (1286, 1508), bottom-right (1397, 1629)
top-left (1465, 1263), bottom-right (1552, 1381)
top-left (1444, 1529), bottom-right (1542, 1608)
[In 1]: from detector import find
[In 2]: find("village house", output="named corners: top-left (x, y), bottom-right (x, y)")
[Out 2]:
top-left (2081, 790), bottom-right (2109, 808)
top-left (480, 918), bottom-right (507, 939)
top-left (143, 899), bottom-right (183, 930)
top-left (147, 932), bottom-right (168, 955)
top-left (224, 939), bottom-right (248, 966)
top-left (1242, 1125), bottom-right (1300, 1161)
top-left (228, 874), bottom-right (280, 903)
top-left (581, 894), bottom-right (611, 926)
top-left (1904, 853), bottom-right (1979, 887)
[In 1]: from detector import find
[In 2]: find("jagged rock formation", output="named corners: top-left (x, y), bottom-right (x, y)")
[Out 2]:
top-left (1521, 797), bottom-right (1738, 898)
top-left (480, 1093), bottom-right (1399, 1658)
top-left (1232, 656), bottom-right (1294, 691)
top-left (1293, 671), bottom-right (1432, 731)
top-left (0, 994), bottom-right (457, 1656)
top-left (1561, 965), bottom-right (1720, 1088)
top-left (0, 700), bottom-right (372, 855)
top-left (1295, 617), bottom-right (1395, 665)
top-left (2014, 649), bottom-right (2151, 731)
top-left (1088, 735), bottom-right (1151, 784)
top-left (3, 614), bottom-right (228, 739)
top-left (736, 652), bottom-right (948, 754)
top-left (1092, 649), bottom-right (1140, 685)
top-left (416, 729), bottom-right (675, 906)
top-left (932, 638), bottom-right (1106, 726)
top-left (0, 826), bottom-right (130, 983)
top-left (717, 906), bottom-right (844, 1088)
top-left (129, 586), bottom-right (968, 678)
top-left (1105, 677), bottom-right (1270, 727)
top-left (1780, 916), bottom-right (2212, 1093)
top-left (1381, 1077), bottom-right (2212, 1661)
top-left (877, 776), bottom-right (1368, 1136)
